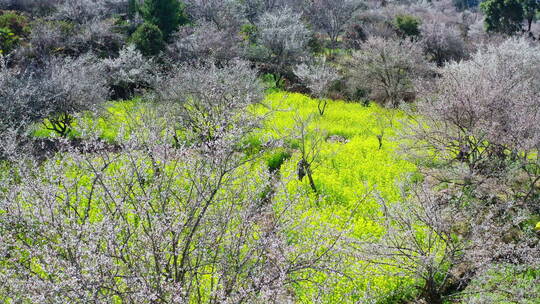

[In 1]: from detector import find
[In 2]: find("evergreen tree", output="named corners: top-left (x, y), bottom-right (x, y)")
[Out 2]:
top-left (480, 0), bottom-right (524, 34)
top-left (520, 0), bottom-right (540, 31)
top-left (128, 0), bottom-right (138, 19)
top-left (139, 0), bottom-right (188, 40)
top-left (394, 14), bottom-right (422, 39)
top-left (452, 0), bottom-right (480, 11)
top-left (131, 22), bottom-right (165, 56)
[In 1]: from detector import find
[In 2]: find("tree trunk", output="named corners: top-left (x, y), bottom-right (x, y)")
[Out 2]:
top-left (306, 170), bottom-right (317, 193)
top-left (423, 279), bottom-right (444, 304)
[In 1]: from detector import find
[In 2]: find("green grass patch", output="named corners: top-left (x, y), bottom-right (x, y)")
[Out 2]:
top-left (252, 91), bottom-right (418, 302)
top-left (31, 98), bottom-right (144, 143)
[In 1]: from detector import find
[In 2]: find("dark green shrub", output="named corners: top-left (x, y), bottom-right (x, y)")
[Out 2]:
top-left (130, 22), bottom-right (164, 56)
top-left (0, 27), bottom-right (19, 54)
top-left (0, 12), bottom-right (30, 37)
top-left (307, 33), bottom-right (325, 54)
top-left (343, 23), bottom-right (366, 50)
top-left (240, 134), bottom-right (263, 156)
top-left (240, 23), bottom-right (258, 43)
top-left (261, 73), bottom-right (285, 91)
top-left (395, 14), bottom-right (421, 38)
top-left (353, 88), bottom-right (369, 104)
top-left (0, 12), bottom-right (29, 54)
top-left (266, 149), bottom-right (292, 172)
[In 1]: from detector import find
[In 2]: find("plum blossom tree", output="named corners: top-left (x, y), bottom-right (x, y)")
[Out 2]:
top-left (354, 184), bottom-right (468, 304)
top-left (53, 0), bottom-right (121, 22)
top-left (347, 37), bottom-right (432, 107)
top-left (253, 7), bottom-right (311, 80)
top-left (166, 21), bottom-right (242, 63)
top-left (15, 18), bottom-right (125, 62)
top-left (241, 0), bottom-right (285, 23)
top-left (183, 0), bottom-right (242, 29)
top-left (158, 59), bottom-right (264, 148)
top-left (294, 57), bottom-right (339, 115)
top-left (304, 0), bottom-right (364, 47)
top-left (420, 20), bottom-right (468, 66)
top-left (398, 38), bottom-right (540, 302)
top-left (102, 44), bottom-right (158, 100)
top-left (415, 38), bottom-right (540, 165)
top-left (0, 0), bottom-right (59, 14)
top-left (0, 53), bottom-right (108, 137)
